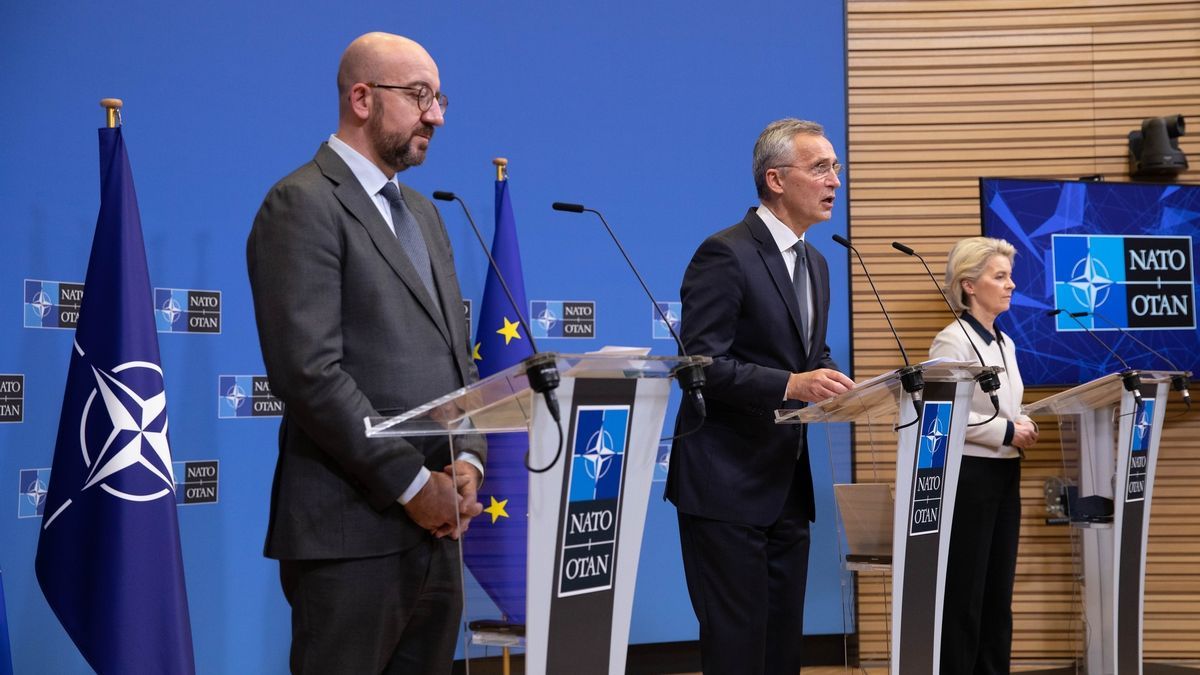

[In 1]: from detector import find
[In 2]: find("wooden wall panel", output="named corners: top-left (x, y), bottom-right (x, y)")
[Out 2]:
top-left (846, 0), bottom-right (1200, 665)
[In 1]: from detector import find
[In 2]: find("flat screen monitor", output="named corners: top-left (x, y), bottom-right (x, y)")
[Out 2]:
top-left (979, 177), bottom-right (1199, 387)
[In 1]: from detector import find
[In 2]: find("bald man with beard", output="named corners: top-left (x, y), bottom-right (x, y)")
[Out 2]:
top-left (247, 33), bottom-right (484, 674)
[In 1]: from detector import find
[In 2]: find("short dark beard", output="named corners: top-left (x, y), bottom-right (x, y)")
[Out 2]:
top-left (368, 97), bottom-right (434, 173)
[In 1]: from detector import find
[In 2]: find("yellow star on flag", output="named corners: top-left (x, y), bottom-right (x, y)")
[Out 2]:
top-left (472, 342), bottom-right (482, 361)
top-left (496, 317), bottom-right (522, 345)
top-left (483, 495), bottom-right (510, 524)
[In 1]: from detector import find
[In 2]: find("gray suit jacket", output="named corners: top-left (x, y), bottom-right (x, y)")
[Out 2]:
top-left (247, 143), bottom-right (482, 560)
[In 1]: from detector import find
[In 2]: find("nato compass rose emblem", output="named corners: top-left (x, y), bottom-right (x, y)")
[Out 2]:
top-left (43, 350), bottom-right (177, 527)
top-left (223, 382), bottom-right (248, 413)
top-left (24, 474), bottom-right (48, 510)
top-left (659, 305), bottom-right (679, 331)
top-left (1068, 252), bottom-right (1114, 311)
top-left (582, 427), bottom-right (617, 483)
top-left (922, 417), bottom-right (947, 460)
top-left (31, 290), bottom-right (54, 319)
top-left (1133, 406), bottom-right (1152, 447)
top-left (536, 305), bottom-right (558, 333)
top-left (159, 295), bottom-right (183, 327)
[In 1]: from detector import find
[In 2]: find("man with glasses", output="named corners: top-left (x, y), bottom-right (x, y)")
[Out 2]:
top-left (247, 32), bottom-right (483, 674)
top-left (666, 118), bottom-right (854, 675)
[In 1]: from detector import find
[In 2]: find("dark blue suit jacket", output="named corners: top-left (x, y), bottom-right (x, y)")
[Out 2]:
top-left (666, 208), bottom-right (838, 527)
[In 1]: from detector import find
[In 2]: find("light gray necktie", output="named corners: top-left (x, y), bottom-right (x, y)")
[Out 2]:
top-left (380, 181), bottom-right (436, 299)
top-left (791, 240), bottom-right (810, 349)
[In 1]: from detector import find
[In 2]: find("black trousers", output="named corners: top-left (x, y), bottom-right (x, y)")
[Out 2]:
top-left (279, 537), bottom-right (461, 675)
top-left (941, 455), bottom-right (1021, 675)
top-left (677, 474), bottom-right (812, 675)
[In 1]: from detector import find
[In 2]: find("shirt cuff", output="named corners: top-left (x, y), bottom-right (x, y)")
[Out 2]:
top-left (456, 452), bottom-right (485, 481)
top-left (397, 467), bottom-right (431, 505)
top-left (1002, 420), bottom-right (1015, 447)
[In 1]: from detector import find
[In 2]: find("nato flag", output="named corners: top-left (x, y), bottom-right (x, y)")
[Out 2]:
top-left (463, 177), bottom-right (532, 622)
top-left (35, 126), bottom-right (195, 674)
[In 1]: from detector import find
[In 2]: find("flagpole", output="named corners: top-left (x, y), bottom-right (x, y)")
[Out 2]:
top-left (492, 154), bottom-right (513, 675)
top-left (100, 98), bottom-right (123, 128)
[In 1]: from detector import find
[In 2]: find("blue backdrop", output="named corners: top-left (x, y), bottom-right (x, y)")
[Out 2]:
top-left (0, 2), bottom-right (851, 671)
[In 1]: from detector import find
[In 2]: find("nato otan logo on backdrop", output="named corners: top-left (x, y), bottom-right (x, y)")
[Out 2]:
top-left (653, 301), bottom-right (681, 340)
top-left (558, 405), bottom-right (630, 597)
top-left (0, 375), bottom-right (23, 423)
top-left (24, 279), bottom-right (84, 329)
top-left (530, 300), bottom-right (596, 338)
top-left (173, 460), bottom-right (219, 505)
top-left (18, 468), bottom-right (51, 518)
top-left (462, 299), bottom-right (472, 339)
top-left (910, 400), bottom-right (952, 537)
top-left (1052, 234), bottom-right (1195, 330)
top-left (218, 375), bottom-right (283, 418)
top-left (155, 287), bottom-right (222, 333)
top-left (18, 461), bottom-right (217, 516)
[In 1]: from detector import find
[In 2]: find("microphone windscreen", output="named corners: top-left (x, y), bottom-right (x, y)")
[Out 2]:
top-left (891, 241), bottom-right (915, 256)
top-left (552, 202), bottom-right (585, 213)
top-left (431, 191), bottom-right (455, 201)
top-left (831, 234), bottom-right (851, 248)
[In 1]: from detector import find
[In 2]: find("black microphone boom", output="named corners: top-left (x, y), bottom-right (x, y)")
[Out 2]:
top-left (1048, 309), bottom-right (1142, 405)
top-left (890, 240), bottom-right (1001, 423)
top-left (1077, 310), bottom-right (1191, 408)
top-left (432, 191), bottom-right (562, 424)
top-left (831, 234), bottom-right (924, 419)
top-left (551, 201), bottom-right (707, 419)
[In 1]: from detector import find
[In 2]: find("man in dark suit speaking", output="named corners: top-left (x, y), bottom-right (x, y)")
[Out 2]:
top-left (666, 119), bottom-right (855, 675)
top-left (247, 32), bottom-right (484, 674)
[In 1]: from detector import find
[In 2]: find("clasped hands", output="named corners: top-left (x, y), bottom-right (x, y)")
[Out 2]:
top-left (404, 460), bottom-right (484, 540)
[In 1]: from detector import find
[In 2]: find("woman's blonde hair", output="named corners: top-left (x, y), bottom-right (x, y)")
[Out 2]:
top-left (943, 236), bottom-right (1017, 312)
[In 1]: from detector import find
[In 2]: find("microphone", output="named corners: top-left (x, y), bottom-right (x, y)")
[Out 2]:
top-left (890, 241), bottom-right (1001, 422)
top-left (1076, 310), bottom-right (1190, 408)
top-left (831, 234), bottom-right (924, 420)
top-left (551, 201), bottom-right (707, 419)
top-left (1047, 309), bottom-right (1142, 406)
top-left (432, 191), bottom-right (562, 425)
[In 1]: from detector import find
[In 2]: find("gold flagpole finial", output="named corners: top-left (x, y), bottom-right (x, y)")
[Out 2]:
top-left (100, 98), bottom-right (123, 128)
top-left (493, 157), bottom-right (508, 182)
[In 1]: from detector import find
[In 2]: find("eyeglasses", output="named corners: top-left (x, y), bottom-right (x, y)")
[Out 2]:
top-left (368, 82), bottom-right (449, 114)
top-left (774, 161), bottom-right (844, 179)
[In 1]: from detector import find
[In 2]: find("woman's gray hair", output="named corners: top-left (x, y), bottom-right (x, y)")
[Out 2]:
top-left (943, 236), bottom-right (1018, 312)
top-left (753, 119), bottom-right (824, 198)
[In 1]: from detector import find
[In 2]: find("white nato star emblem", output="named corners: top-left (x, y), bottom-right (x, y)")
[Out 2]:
top-left (658, 306), bottom-right (679, 330)
top-left (922, 417), bottom-right (946, 457)
top-left (160, 296), bottom-right (183, 326)
top-left (1068, 253), bottom-right (1113, 311)
top-left (224, 383), bottom-right (248, 411)
top-left (537, 306), bottom-right (558, 332)
top-left (81, 360), bottom-right (176, 499)
top-left (31, 290), bottom-right (54, 318)
top-left (1134, 408), bottom-right (1151, 445)
top-left (24, 476), bottom-right (48, 508)
top-left (582, 429), bottom-right (616, 482)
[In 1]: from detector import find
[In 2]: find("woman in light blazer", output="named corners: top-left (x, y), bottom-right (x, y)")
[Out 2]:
top-left (931, 236), bottom-right (1038, 674)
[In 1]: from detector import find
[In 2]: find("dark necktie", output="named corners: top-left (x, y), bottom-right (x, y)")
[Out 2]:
top-left (791, 240), bottom-right (810, 349)
top-left (379, 181), bottom-right (437, 300)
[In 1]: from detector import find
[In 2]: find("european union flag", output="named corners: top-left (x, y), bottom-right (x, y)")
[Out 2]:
top-left (35, 126), bottom-right (195, 674)
top-left (464, 176), bottom-right (532, 622)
